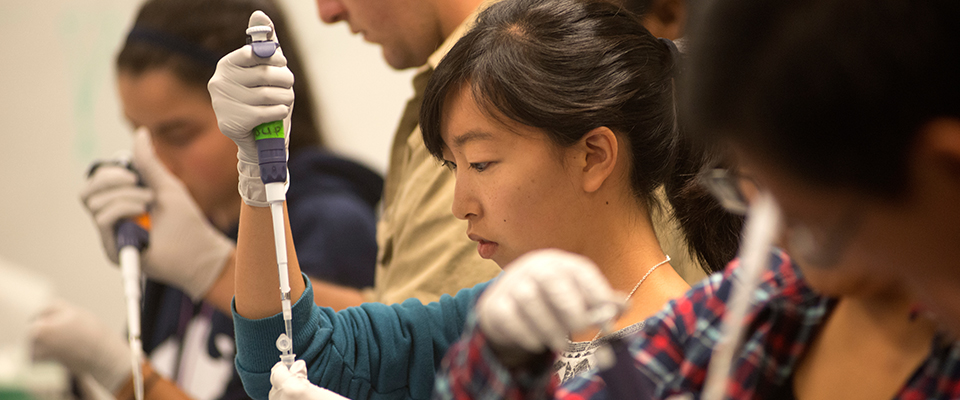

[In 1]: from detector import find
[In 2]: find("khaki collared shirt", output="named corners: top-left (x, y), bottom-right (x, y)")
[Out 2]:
top-left (367, 7), bottom-right (501, 305)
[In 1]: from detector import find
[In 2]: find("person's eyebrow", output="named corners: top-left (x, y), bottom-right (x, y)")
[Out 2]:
top-left (452, 130), bottom-right (494, 148)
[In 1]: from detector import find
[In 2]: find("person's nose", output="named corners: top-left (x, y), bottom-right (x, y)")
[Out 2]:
top-left (451, 176), bottom-right (481, 221)
top-left (315, 0), bottom-right (347, 24)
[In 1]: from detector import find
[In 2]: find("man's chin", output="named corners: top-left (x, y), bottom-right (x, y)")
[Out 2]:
top-left (381, 47), bottom-right (429, 70)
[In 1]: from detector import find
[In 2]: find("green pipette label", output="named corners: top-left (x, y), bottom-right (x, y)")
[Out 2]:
top-left (254, 120), bottom-right (285, 140)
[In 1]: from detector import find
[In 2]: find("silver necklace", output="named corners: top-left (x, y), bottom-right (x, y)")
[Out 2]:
top-left (589, 254), bottom-right (671, 343)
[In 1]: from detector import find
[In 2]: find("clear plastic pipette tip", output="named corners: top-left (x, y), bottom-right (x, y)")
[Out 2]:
top-left (276, 330), bottom-right (295, 368)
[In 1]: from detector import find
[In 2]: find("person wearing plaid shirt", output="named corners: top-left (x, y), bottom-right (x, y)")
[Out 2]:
top-left (434, 248), bottom-right (960, 399)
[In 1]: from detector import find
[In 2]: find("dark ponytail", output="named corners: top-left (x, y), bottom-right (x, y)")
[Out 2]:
top-left (420, 0), bottom-right (741, 273)
top-left (655, 38), bottom-right (744, 272)
top-left (664, 128), bottom-right (744, 272)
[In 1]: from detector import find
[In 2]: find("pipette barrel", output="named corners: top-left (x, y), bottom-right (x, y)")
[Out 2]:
top-left (254, 123), bottom-right (286, 185)
top-left (120, 246), bottom-right (144, 400)
top-left (247, 22), bottom-right (286, 186)
top-left (116, 217), bottom-right (149, 252)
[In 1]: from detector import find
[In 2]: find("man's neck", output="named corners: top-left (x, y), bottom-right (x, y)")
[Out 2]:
top-left (436, 0), bottom-right (488, 40)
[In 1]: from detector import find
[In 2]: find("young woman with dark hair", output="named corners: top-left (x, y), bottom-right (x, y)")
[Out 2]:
top-left (112, 0), bottom-right (382, 294)
top-left (417, 0), bottom-right (738, 384)
top-left (419, 0), bottom-right (737, 275)
top-left (433, 0), bottom-right (960, 398)
top-left (208, 0), bottom-right (740, 398)
top-left (32, 1), bottom-right (381, 400)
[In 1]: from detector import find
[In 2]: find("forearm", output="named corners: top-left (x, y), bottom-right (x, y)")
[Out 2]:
top-left (114, 362), bottom-right (191, 400)
top-left (205, 247), bottom-right (365, 314)
top-left (235, 202), bottom-right (305, 319)
top-left (201, 251), bottom-right (236, 315)
top-left (311, 280), bottom-right (365, 311)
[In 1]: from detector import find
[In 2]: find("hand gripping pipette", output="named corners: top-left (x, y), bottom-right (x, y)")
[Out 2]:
top-left (88, 159), bottom-right (150, 400)
top-left (247, 18), bottom-right (296, 369)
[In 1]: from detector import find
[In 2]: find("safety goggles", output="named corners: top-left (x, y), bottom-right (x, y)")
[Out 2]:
top-left (700, 168), bottom-right (861, 268)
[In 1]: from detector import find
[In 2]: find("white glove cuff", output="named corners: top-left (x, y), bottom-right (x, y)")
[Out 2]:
top-left (99, 359), bottom-right (133, 394)
top-left (86, 331), bottom-right (134, 393)
top-left (181, 234), bottom-right (235, 301)
top-left (238, 159), bottom-right (269, 207)
top-left (238, 157), bottom-right (290, 208)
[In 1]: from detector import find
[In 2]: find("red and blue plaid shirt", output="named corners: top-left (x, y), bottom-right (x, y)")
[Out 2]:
top-left (434, 249), bottom-right (960, 399)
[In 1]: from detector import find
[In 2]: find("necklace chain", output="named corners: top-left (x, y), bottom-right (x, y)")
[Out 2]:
top-left (590, 254), bottom-right (671, 343)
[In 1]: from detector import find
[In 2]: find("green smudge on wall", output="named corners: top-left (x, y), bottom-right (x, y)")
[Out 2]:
top-left (58, 6), bottom-right (126, 163)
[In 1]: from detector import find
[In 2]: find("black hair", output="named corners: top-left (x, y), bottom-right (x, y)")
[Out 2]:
top-left (420, 0), bottom-right (742, 273)
top-left (117, 0), bottom-right (324, 151)
top-left (611, 0), bottom-right (653, 15)
top-left (684, 0), bottom-right (960, 197)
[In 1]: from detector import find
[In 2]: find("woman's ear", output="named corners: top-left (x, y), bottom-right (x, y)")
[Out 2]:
top-left (641, 0), bottom-right (686, 40)
top-left (915, 118), bottom-right (960, 193)
top-left (579, 126), bottom-right (619, 193)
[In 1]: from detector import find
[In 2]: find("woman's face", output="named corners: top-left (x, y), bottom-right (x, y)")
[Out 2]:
top-left (736, 150), bottom-right (949, 303)
top-left (440, 87), bottom-right (590, 267)
top-left (117, 69), bottom-right (241, 231)
top-left (729, 162), bottom-right (887, 298)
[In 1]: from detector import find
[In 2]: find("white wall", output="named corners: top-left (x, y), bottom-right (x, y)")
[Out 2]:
top-left (0, 0), bottom-right (413, 331)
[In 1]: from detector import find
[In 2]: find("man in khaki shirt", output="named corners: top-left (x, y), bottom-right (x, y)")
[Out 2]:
top-left (313, 0), bottom-right (502, 305)
top-left (367, 14), bottom-right (503, 304)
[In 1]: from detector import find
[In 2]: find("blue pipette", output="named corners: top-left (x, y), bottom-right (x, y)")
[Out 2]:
top-left (246, 18), bottom-right (296, 369)
top-left (88, 159), bottom-right (150, 400)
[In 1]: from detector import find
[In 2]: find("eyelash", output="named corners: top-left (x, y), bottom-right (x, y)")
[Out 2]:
top-left (471, 162), bottom-right (490, 172)
top-left (442, 161), bottom-right (491, 172)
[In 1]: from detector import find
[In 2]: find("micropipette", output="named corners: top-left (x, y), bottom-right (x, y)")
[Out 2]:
top-left (247, 17), bottom-right (296, 369)
top-left (701, 193), bottom-right (781, 400)
top-left (88, 159), bottom-right (150, 400)
top-left (117, 215), bottom-right (149, 400)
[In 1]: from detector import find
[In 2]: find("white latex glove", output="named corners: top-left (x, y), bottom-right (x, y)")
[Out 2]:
top-left (208, 10), bottom-right (294, 207)
top-left (476, 249), bottom-right (620, 354)
top-left (79, 154), bottom-right (153, 266)
top-left (269, 360), bottom-right (349, 400)
top-left (80, 129), bottom-right (235, 300)
top-left (31, 299), bottom-right (131, 393)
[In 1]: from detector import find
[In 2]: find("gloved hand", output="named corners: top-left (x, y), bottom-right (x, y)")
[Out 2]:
top-left (208, 10), bottom-right (294, 207)
top-left (31, 299), bottom-right (131, 393)
top-left (80, 128), bottom-right (235, 300)
top-left (269, 360), bottom-right (349, 400)
top-left (476, 249), bottom-right (620, 355)
top-left (79, 152), bottom-right (153, 266)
